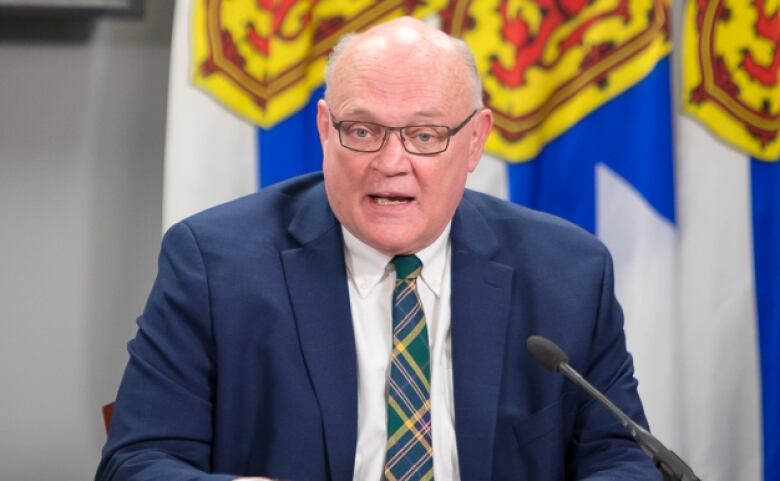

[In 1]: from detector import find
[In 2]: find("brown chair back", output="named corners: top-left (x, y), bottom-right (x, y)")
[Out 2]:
top-left (102, 402), bottom-right (115, 434)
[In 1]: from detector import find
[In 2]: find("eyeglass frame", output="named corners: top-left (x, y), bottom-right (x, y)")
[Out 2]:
top-left (329, 109), bottom-right (479, 156)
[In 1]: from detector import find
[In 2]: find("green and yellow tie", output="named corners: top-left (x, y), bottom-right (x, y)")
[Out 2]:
top-left (383, 255), bottom-right (433, 481)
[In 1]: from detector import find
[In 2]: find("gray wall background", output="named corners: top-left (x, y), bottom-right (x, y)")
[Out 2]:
top-left (0, 2), bottom-right (174, 479)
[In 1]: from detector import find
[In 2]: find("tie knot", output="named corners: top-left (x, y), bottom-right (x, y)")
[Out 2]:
top-left (392, 255), bottom-right (422, 280)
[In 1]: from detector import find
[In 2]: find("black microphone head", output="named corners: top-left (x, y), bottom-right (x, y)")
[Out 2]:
top-left (527, 335), bottom-right (569, 372)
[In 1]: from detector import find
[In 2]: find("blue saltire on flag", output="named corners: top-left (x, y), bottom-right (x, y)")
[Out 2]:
top-left (257, 87), bottom-right (325, 188)
top-left (752, 158), bottom-right (780, 481)
top-left (507, 57), bottom-right (675, 232)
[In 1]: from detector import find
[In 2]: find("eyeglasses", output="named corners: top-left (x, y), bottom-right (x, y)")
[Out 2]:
top-left (330, 110), bottom-right (478, 156)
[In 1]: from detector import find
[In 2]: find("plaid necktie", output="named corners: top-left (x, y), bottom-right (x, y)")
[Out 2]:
top-left (383, 255), bottom-right (433, 481)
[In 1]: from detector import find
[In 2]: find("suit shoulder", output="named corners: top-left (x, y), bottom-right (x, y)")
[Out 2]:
top-left (168, 172), bottom-right (325, 246)
top-left (462, 189), bottom-right (609, 257)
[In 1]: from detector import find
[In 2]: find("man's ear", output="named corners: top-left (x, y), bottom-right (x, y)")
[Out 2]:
top-left (467, 108), bottom-right (494, 172)
top-left (316, 100), bottom-right (330, 150)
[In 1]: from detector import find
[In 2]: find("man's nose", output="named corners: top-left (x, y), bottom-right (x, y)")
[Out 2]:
top-left (372, 130), bottom-right (411, 175)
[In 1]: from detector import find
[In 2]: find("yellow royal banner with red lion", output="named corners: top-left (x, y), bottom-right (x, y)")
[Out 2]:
top-left (192, 0), bottom-right (671, 162)
top-left (683, 0), bottom-right (780, 162)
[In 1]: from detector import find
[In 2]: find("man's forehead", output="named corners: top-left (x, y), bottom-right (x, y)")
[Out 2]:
top-left (329, 72), bottom-right (470, 123)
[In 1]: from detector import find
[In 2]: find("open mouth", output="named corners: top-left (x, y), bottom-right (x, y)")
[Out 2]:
top-left (370, 195), bottom-right (414, 205)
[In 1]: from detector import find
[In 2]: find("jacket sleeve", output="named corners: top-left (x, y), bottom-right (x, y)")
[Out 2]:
top-left (95, 221), bottom-right (235, 481)
top-left (571, 251), bottom-right (662, 481)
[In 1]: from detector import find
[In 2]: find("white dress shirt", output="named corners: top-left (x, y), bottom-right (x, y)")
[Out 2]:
top-left (342, 225), bottom-right (461, 481)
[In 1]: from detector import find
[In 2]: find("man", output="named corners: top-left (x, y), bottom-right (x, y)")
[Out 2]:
top-left (97, 17), bottom-right (660, 481)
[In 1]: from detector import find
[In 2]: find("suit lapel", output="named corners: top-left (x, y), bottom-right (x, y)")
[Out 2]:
top-left (281, 184), bottom-right (357, 481)
top-left (450, 197), bottom-right (514, 481)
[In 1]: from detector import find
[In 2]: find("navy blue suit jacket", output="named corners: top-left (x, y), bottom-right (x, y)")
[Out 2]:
top-left (96, 173), bottom-right (660, 481)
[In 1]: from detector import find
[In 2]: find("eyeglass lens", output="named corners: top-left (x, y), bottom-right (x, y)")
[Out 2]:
top-left (339, 121), bottom-right (451, 154)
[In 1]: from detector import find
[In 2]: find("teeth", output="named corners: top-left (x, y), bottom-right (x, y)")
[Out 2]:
top-left (375, 197), bottom-right (409, 205)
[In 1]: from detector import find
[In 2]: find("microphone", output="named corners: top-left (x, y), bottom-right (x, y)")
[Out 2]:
top-left (526, 335), bottom-right (701, 481)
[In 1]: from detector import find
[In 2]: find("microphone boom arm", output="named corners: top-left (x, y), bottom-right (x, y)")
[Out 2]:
top-left (557, 363), bottom-right (700, 481)
top-left (526, 335), bottom-right (701, 481)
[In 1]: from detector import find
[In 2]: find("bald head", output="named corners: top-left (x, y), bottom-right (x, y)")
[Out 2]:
top-left (324, 17), bottom-right (482, 111)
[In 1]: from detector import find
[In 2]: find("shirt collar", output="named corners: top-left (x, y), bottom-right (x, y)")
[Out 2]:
top-left (342, 223), bottom-right (451, 299)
